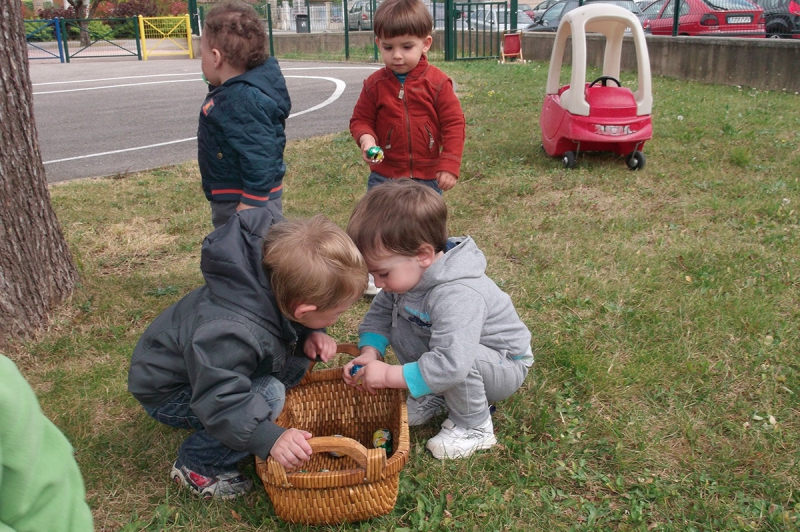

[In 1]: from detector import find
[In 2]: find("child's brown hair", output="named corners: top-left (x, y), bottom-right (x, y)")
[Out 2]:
top-left (263, 215), bottom-right (367, 317)
top-left (373, 0), bottom-right (433, 40)
top-left (203, 2), bottom-right (268, 71)
top-left (347, 179), bottom-right (448, 260)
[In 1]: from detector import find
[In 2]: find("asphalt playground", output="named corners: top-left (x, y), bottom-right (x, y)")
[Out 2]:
top-left (29, 58), bottom-right (380, 183)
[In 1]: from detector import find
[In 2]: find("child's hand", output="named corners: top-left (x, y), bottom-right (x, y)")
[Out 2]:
top-left (342, 348), bottom-right (381, 385)
top-left (359, 135), bottom-right (379, 164)
top-left (236, 202), bottom-right (256, 212)
top-left (435, 171), bottom-right (458, 191)
top-left (304, 332), bottom-right (337, 362)
top-left (270, 428), bottom-right (313, 471)
top-left (352, 360), bottom-right (392, 394)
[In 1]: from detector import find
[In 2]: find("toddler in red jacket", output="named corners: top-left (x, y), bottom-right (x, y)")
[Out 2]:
top-left (349, 0), bottom-right (466, 195)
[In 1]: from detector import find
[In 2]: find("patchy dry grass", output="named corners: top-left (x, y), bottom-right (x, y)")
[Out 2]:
top-left (4, 59), bottom-right (798, 531)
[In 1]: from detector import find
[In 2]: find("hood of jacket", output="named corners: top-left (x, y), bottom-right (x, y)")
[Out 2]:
top-left (200, 205), bottom-right (285, 331)
top-left (221, 57), bottom-right (291, 119)
top-left (411, 236), bottom-right (485, 294)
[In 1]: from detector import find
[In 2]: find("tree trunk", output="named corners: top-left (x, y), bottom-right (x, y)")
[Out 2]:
top-left (0, 0), bottom-right (78, 345)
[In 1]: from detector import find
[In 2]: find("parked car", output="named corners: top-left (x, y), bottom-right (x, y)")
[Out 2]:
top-left (531, 0), bottom-right (562, 19)
top-left (519, 3), bottom-right (537, 17)
top-left (348, 0), bottom-right (376, 31)
top-left (525, 0), bottom-right (646, 31)
top-left (750, 0), bottom-right (800, 37)
top-left (640, 0), bottom-right (765, 37)
top-left (468, 7), bottom-right (535, 30)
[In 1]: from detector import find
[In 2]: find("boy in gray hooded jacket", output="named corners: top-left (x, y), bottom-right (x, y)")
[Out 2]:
top-left (343, 180), bottom-right (533, 459)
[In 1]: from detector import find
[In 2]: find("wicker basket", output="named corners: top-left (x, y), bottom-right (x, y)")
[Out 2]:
top-left (255, 344), bottom-right (410, 525)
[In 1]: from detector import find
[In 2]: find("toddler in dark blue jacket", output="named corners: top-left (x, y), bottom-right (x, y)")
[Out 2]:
top-left (198, 2), bottom-right (292, 228)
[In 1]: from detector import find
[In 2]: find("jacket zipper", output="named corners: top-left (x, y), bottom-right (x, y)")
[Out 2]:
top-left (425, 125), bottom-right (434, 150)
top-left (400, 81), bottom-right (414, 177)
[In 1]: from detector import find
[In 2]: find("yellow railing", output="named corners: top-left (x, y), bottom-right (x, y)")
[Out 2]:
top-left (138, 15), bottom-right (193, 60)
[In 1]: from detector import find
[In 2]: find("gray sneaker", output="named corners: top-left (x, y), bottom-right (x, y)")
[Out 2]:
top-left (170, 461), bottom-right (253, 500)
top-left (407, 395), bottom-right (447, 426)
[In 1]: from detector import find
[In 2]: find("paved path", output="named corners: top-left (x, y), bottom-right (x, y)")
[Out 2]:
top-left (30, 58), bottom-right (379, 183)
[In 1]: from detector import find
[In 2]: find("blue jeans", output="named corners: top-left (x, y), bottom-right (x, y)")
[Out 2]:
top-left (143, 374), bottom-right (286, 476)
top-left (367, 172), bottom-right (443, 194)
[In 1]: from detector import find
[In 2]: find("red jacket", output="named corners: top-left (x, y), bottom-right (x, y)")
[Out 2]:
top-left (350, 56), bottom-right (465, 181)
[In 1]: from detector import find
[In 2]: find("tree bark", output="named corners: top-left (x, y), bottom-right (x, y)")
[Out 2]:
top-left (0, 0), bottom-right (78, 345)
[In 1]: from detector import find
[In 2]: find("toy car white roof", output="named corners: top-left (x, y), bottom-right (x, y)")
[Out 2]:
top-left (545, 4), bottom-right (653, 116)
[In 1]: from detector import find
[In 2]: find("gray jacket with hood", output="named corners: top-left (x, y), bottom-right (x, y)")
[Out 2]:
top-left (358, 236), bottom-right (533, 398)
top-left (128, 207), bottom-right (314, 458)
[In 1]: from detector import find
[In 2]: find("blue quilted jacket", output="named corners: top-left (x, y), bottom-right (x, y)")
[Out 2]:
top-left (198, 57), bottom-right (292, 207)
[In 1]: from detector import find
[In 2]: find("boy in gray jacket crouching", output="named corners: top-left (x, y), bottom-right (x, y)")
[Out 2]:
top-left (343, 180), bottom-right (533, 459)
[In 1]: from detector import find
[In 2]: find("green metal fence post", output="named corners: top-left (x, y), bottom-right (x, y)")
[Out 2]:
top-left (672, 0), bottom-right (679, 36)
top-left (267, 4), bottom-right (274, 57)
top-left (188, 0), bottom-right (199, 34)
top-left (444, 0), bottom-right (453, 60)
top-left (133, 16), bottom-right (142, 59)
top-left (372, 0), bottom-right (378, 62)
top-left (344, 0), bottom-right (349, 60)
top-left (510, 0), bottom-right (517, 30)
top-left (60, 18), bottom-right (71, 62)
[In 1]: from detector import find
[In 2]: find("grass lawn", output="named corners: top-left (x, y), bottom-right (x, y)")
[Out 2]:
top-left (8, 57), bottom-right (799, 531)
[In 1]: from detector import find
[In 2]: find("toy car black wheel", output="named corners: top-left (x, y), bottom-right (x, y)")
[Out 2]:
top-left (626, 151), bottom-right (646, 170)
top-left (562, 151), bottom-right (576, 169)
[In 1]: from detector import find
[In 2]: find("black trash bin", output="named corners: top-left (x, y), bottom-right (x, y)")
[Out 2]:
top-left (295, 14), bottom-right (310, 33)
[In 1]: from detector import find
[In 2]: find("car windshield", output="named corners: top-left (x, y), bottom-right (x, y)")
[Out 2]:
top-left (540, 0), bottom-right (570, 23)
top-left (587, 0), bottom-right (644, 13)
top-left (704, 0), bottom-right (759, 8)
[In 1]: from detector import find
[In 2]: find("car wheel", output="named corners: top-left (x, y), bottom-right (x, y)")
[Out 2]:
top-left (766, 23), bottom-right (789, 38)
top-left (626, 151), bottom-right (646, 170)
top-left (562, 151), bottom-right (576, 169)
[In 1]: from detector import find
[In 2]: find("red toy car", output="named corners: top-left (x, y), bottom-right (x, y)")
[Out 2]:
top-left (540, 4), bottom-right (654, 169)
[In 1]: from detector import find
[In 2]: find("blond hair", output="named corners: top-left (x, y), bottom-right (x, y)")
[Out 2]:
top-left (263, 215), bottom-right (367, 317)
top-left (347, 180), bottom-right (448, 260)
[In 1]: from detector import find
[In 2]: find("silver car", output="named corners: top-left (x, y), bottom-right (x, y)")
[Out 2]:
top-left (348, 0), bottom-right (376, 31)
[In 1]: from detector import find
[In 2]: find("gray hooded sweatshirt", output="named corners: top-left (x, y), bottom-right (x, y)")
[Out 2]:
top-left (358, 236), bottom-right (533, 398)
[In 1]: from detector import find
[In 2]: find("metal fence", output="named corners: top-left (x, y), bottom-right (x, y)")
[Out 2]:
top-left (25, 17), bottom-right (142, 62)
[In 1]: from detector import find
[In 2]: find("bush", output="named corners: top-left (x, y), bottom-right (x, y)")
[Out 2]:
top-left (38, 6), bottom-right (76, 18)
top-left (24, 20), bottom-right (55, 41)
top-left (113, 0), bottom-right (158, 17)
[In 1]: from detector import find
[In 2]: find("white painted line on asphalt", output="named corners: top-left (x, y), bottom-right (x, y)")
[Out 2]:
top-left (42, 75), bottom-right (347, 165)
top-left (32, 73), bottom-right (203, 86)
top-left (33, 78), bottom-right (202, 95)
top-left (43, 138), bottom-right (198, 164)
top-left (282, 75), bottom-right (346, 117)
top-left (31, 66), bottom-right (379, 91)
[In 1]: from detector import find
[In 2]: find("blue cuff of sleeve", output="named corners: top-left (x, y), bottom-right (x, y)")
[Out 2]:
top-left (402, 362), bottom-right (432, 398)
top-left (358, 333), bottom-right (388, 357)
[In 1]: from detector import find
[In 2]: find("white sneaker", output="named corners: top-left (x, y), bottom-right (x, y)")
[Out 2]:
top-left (426, 417), bottom-right (497, 460)
top-left (406, 395), bottom-right (446, 426)
top-left (364, 274), bottom-right (381, 297)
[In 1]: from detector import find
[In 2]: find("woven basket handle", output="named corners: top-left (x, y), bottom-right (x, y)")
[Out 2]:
top-left (310, 436), bottom-right (386, 482)
top-left (268, 436), bottom-right (387, 486)
top-left (308, 343), bottom-right (361, 370)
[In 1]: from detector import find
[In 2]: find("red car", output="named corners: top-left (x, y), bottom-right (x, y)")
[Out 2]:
top-left (641, 0), bottom-right (766, 37)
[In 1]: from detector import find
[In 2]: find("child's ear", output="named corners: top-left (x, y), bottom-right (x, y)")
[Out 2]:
top-left (422, 35), bottom-right (433, 53)
top-left (211, 47), bottom-right (224, 69)
top-left (416, 243), bottom-right (437, 267)
top-left (292, 303), bottom-right (318, 321)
